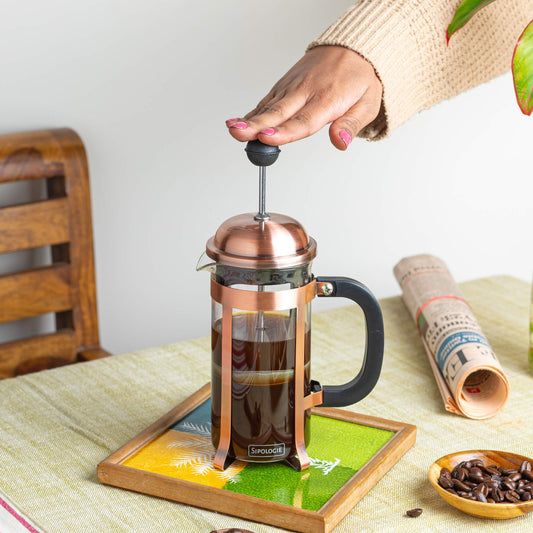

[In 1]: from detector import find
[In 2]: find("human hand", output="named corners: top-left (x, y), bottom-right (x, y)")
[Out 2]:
top-left (226, 45), bottom-right (383, 150)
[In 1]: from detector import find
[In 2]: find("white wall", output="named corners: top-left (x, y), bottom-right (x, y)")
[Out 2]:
top-left (0, 0), bottom-right (531, 355)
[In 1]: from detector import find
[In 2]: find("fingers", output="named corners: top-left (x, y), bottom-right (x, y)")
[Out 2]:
top-left (328, 88), bottom-right (382, 151)
top-left (255, 95), bottom-right (339, 145)
top-left (243, 89), bottom-right (288, 121)
top-left (228, 87), bottom-right (381, 149)
top-left (227, 90), bottom-right (307, 143)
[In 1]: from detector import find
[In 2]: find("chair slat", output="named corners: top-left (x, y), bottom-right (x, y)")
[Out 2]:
top-left (0, 330), bottom-right (76, 378)
top-left (0, 198), bottom-right (69, 254)
top-left (0, 159), bottom-right (63, 183)
top-left (0, 130), bottom-right (65, 184)
top-left (0, 264), bottom-right (72, 323)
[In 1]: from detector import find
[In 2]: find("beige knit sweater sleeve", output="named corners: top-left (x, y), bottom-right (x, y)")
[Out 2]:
top-left (309, 0), bottom-right (533, 139)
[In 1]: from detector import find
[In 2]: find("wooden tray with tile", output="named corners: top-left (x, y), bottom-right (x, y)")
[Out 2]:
top-left (97, 384), bottom-right (416, 533)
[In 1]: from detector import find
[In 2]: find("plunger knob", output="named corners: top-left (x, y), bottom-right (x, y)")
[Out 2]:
top-left (245, 140), bottom-right (280, 167)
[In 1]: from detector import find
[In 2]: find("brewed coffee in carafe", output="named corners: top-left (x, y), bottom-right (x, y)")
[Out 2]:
top-left (210, 265), bottom-right (312, 463)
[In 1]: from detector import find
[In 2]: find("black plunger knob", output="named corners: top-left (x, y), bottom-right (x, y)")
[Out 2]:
top-left (245, 140), bottom-right (280, 167)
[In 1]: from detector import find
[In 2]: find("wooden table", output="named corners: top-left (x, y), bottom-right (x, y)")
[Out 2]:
top-left (0, 276), bottom-right (531, 532)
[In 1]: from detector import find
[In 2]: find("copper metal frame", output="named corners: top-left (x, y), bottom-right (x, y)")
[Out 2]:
top-left (210, 278), bottom-right (323, 471)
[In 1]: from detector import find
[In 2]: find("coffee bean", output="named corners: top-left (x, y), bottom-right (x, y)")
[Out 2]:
top-left (439, 475), bottom-right (453, 489)
top-left (451, 463), bottom-right (464, 478)
top-left (482, 465), bottom-right (500, 475)
top-left (476, 492), bottom-right (488, 503)
top-left (523, 470), bottom-right (533, 482)
top-left (452, 479), bottom-right (471, 492)
top-left (491, 488), bottom-right (504, 503)
top-left (475, 483), bottom-right (488, 497)
top-left (468, 469), bottom-right (484, 483)
top-left (456, 467), bottom-right (467, 482)
top-left (522, 492), bottom-right (532, 501)
top-left (505, 490), bottom-right (520, 503)
top-left (406, 508), bottom-right (423, 518)
top-left (440, 467), bottom-right (451, 480)
top-left (508, 473), bottom-right (522, 483)
top-left (502, 468), bottom-right (519, 475)
top-left (502, 480), bottom-right (517, 491)
top-left (521, 460), bottom-right (532, 473)
top-left (487, 497), bottom-right (495, 503)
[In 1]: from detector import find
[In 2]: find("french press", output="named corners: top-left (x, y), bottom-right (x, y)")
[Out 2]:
top-left (198, 141), bottom-right (384, 471)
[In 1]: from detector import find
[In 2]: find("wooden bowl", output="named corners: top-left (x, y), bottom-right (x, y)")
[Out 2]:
top-left (429, 450), bottom-right (533, 519)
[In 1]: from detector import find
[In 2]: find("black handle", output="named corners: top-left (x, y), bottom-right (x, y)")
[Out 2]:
top-left (316, 276), bottom-right (384, 407)
top-left (245, 140), bottom-right (280, 166)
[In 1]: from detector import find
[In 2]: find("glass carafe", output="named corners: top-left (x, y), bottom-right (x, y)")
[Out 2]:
top-left (209, 262), bottom-right (313, 463)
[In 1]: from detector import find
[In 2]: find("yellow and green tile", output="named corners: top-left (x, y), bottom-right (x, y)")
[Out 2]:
top-left (121, 399), bottom-right (393, 511)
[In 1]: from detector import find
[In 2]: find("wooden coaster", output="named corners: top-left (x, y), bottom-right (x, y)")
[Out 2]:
top-left (98, 384), bottom-right (416, 533)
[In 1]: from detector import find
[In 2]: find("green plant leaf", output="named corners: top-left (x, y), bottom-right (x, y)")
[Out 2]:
top-left (447, 0), bottom-right (497, 43)
top-left (512, 20), bottom-right (533, 115)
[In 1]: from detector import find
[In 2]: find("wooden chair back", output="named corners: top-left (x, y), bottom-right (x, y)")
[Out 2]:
top-left (0, 128), bottom-right (110, 378)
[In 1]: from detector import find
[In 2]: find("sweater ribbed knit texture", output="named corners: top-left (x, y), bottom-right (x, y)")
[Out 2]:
top-left (309, 0), bottom-right (533, 139)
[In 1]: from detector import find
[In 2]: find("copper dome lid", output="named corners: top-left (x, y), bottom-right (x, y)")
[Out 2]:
top-left (206, 212), bottom-right (317, 269)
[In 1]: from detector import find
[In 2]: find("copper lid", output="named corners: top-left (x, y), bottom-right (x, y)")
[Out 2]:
top-left (206, 212), bottom-right (317, 269)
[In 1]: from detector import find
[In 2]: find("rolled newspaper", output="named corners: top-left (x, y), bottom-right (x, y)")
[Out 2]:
top-left (394, 254), bottom-right (509, 419)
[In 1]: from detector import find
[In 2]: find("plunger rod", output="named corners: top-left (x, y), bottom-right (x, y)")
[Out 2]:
top-left (257, 166), bottom-right (267, 341)
top-left (256, 166), bottom-right (269, 221)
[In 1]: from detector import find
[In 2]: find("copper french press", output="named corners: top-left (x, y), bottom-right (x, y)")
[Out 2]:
top-left (198, 141), bottom-right (384, 471)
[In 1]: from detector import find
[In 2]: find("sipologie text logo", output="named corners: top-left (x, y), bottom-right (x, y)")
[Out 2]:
top-left (248, 443), bottom-right (286, 457)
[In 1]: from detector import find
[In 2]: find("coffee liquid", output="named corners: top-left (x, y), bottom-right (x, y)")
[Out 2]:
top-left (212, 312), bottom-right (311, 462)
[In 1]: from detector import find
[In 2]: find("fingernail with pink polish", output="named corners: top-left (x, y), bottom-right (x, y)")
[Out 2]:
top-left (226, 118), bottom-right (240, 126)
top-left (230, 121), bottom-right (248, 130)
top-left (339, 129), bottom-right (352, 148)
top-left (260, 128), bottom-right (276, 136)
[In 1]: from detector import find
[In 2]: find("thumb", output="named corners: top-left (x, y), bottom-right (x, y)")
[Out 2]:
top-left (329, 96), bottom-right (380, 150)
